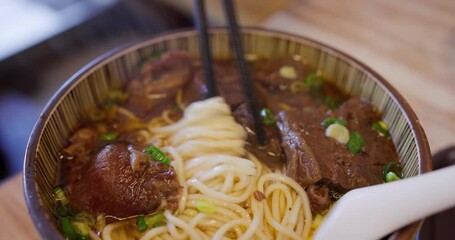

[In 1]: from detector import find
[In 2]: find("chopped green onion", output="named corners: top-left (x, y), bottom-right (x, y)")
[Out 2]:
top-left (324, 96), bottom-right (340, 109)
top-left (372, 121), bottom-right (390, 137)
top-left (196, 200), bottom-right (216, 214)
top-left (146, 146), bottom-right (171, 166)
top-left (108, 91), bottom-right (129, 102)
top-left (347, 132), bottom-right (365, 154)
top-left (145, 211), bottom-right (166, 228)
top-left (136, 215), bottom-right (148, 232)
top-left (100, 132), bottom-right (117, 141)
top-left (279, 66), bottom-right (298, 79)
top-left (260, 108), bottom-right (276, 126)
top-left (304, 72), bottom-right (324, 90)
top-left (290, 81), bottom-right (307, 94)
top-left (54, 187), bottom-right (69, 205)
top-left (55, 204), bottom-right (76, 218)
top-left (88, 109), bottom-right (105, 122)
top-left (385, 172), bottom-right (401, 182)
top-left (382, 162), bottom-right (402, 182)
top-left (75, 212), bottom-right (95, 226)
top-left (101, 91), bottom-right (129, 109)
top-left (321, 117), bottom-right (347, 128)
top-left (60, 217), bottom-right (78, 240)
top-left (152, 50), bottom-right (164, 58)
top-left (72, 221), bottom-right (90, 237)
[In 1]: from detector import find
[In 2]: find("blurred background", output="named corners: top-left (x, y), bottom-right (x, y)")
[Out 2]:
top-left (0, 0), bottom-right (192, 180)
top-left (0, 0), bottom-right (454, 239)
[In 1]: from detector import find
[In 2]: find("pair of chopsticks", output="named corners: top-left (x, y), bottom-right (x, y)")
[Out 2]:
top-left (193, 0), bottom-right (266, 145)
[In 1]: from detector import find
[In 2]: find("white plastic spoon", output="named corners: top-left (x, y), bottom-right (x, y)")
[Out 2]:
top-left (314, 165), bottom-right (455, 240)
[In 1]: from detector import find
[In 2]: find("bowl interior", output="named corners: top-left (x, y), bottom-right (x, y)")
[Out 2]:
top-left (24, 28), bottom-right (431, 239)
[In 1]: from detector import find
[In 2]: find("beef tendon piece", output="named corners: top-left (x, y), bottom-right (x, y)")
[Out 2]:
top-left (65, 143), bottom-right (181, 218)
top-left (306, 184), bottom-right (331, 214)
top-left (126, 51), bottom-right (193, 119)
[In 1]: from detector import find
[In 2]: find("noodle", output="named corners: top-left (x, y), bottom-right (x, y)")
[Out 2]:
top-left (105, 97), bottom-right (312, 239)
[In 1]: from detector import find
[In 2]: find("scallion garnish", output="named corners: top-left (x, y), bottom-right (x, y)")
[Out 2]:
top-left (60, 217), bottom-right (78, 240)
top-left (347, 132), bottom-right (364, 154)
top-left (260, 108), bottom-right (276, 126)
top-left (145, 211), bottom-right (166, 228)
top-left (100, 132), bottom-right (117, 141)
top-left (290, 81), bottom-right (307, 94)
top-left (108, 91), bottom-right (129, 103)
top-left (196, 200), bottom-right (216, 214)
top-left (88, 109), bottom-right (105, 122)
top-left (145, 146), bottom-right (171, 166)
top-left (101, 90), bottom-right (129, 109)
top-left (382, 162), bottom-right (402, 182)
top-left (75, 212), bottom-right (95, 227)
top-left (72, 221), bottom-right (90, 237)
top-left (372, 121), bottom-right (390, 137)
top-left (152, 50), bottom-right (164, 59)
top-left (321, 117), bottom-right (347, 129)
top-left (304, 72), bottom-right (324, 90)
top-left (55, 204), bottom-right (76, 218)
top-left (54, 187), bottom-right (69, 205)
top-left (136, 215), bottom-right (148, 232)
top-left (324, 96), bottom-right (340, 109)
top-left (385, 172), bottom-right (401, 182)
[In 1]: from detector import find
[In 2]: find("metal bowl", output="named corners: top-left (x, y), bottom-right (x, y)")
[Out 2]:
top-left (23, 27), bottom-right (432, 239)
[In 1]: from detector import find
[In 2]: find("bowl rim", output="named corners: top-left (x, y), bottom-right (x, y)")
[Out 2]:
top-left (23, 26), bottom-right (432, 239)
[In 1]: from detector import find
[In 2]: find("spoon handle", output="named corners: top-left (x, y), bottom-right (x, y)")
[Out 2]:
top-left (315, 165), bottom-right (455, 240)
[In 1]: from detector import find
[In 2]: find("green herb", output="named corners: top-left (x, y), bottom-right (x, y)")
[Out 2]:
top-left (100, 132), bottom-right (117, 141)
top-left (74, 212), bottom-right (95, 227)
top-left (290, 81), bottom-right (307, 94)
top-left (260, 108), bottom-right (276, 126)
top-left (145, 211), bottom-right (166, 228)
top-left (136, 215), bottom-right (148, 232)
top-left (146, 146), bottom-right (171, 166)
top-left (385, 172), bottom-right (401, 182)
top-left (324, 96), bottom-right (340, 109)
top-left (60, 217), bottom-right (87, 240)
top-left (72, 221), bottom-right (90, 238)
top-left (372, 121), bottom-right (390, 137)
top-left (101, 90), bottom-right (129, 109)
top-left (55, 204), bottom-right (76, 218)
top-left (152, 50), bottom-right (164, 59)
top-left (321, 117), bottom-right (347, 129)
top-left (304, 72), bottom-right (324, 90)
top-left (347, 132), bottom-right (365, 154)
top-left (196, 200), bottom-right (216, 214)
top-left (382, 162), bottom-right (402, 182)
top-left (54, 187), bottom-right (69, 205)
top-left (108, 91), bottom-right (129, 102)
top-left (88, 109), bottom-right (105, 122)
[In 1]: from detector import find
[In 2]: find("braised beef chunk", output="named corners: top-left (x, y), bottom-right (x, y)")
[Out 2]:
top-left (306, 185), bottom-right (331, 214)
top-left (233, 103), bottom-right (284, 168)
top-left (276, 109), bottom-right (324, 187)
top-left (126, 52), bottom-right (193, 119)
top-left (65, 143), bottom-right (181, 218)
top-left (277, 97), bottom-right (398, 195)
top-left (183, 62), bottom-right (247, 107)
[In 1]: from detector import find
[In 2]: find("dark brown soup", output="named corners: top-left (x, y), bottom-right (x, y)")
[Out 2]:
top-left (54, 51), bottom-right (400, 240)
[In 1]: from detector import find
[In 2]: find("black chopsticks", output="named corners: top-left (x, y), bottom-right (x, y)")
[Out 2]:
top-left (193, 0), bottom-right (217, 98)
top-left (193, 0), bottom-right (266, 145)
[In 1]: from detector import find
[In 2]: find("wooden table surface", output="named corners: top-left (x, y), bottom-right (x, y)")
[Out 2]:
top-left (2, 0), bottom-right (454, 238)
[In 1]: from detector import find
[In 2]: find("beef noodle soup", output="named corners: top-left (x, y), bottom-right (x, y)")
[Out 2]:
top-left (53, 52), bottom-right (401, 240)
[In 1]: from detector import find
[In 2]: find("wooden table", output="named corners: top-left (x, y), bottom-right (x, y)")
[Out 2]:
top-left (2, 0), bottom-right (454, 238)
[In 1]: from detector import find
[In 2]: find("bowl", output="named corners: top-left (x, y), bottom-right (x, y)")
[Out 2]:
top-left (23, 27), bottom-right (432, 239)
